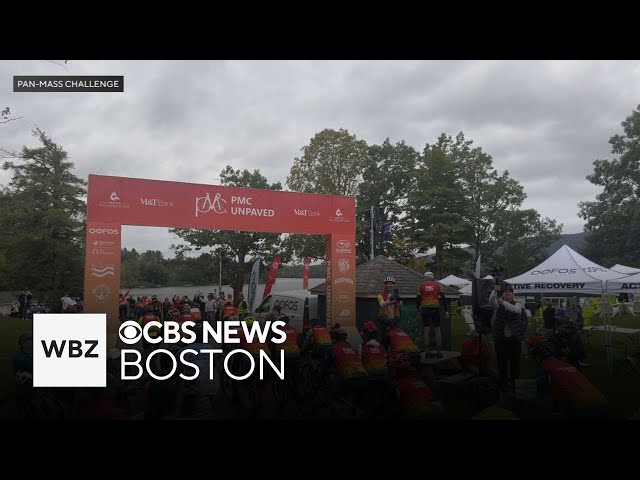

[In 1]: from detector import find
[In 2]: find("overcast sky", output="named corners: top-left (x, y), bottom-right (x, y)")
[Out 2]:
top-left (1, 60), bottom-right (639, 258)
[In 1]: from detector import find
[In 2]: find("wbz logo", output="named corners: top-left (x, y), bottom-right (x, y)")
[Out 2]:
top-left (42, 339), bottom-right (99, 358)
top-left (33, 314), bottom-right (106, 387)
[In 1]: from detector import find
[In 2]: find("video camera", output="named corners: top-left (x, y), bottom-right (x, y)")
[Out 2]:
top-left (489, 266), bottom-right (508, 292)
top-left (389, 288), bottom-right (401, 303)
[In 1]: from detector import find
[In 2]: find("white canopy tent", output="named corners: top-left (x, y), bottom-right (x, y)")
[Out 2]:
top-left (504, 245), bottom-right (627, 294)
top-left (504, 245), bottom-right (629, 376)
top-left (605, 271), bottom-right (640, 293)
top-left (610, 264), bottom-right (640, 275)
top-left (439, 274), bottom-right (472, 289)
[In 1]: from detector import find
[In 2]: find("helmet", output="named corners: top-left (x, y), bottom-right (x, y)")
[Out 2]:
top-left (527, 336), bottom-right (554, 358)
top-left (361, 321), bottom-right (378, 333)
top-left (244, 316), bottom-right (256, 326)
top-left (181, 305), bottom-right (191, 313)
top-left (424, 271), bottom-right (435, 280)
top-left (527, 336), bottom-right (545, 348)
top-left (167, 309), bottom-right (179, 320)
top-left (360, 321), bottom-right (378, 337)
top-left (387, 350), bottom-right (411, 369)
top-left (331, 327), bottom-right (348, 341)
top-left (384, 276), bottom-right (395, 284)
top-left (278, 314), bottom-right (290, 324)
top-left (151, 295), bottom-right (158, 301)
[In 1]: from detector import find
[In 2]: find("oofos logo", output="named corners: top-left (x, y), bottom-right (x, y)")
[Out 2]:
top-left (89, 228), bottom-right (119, 235)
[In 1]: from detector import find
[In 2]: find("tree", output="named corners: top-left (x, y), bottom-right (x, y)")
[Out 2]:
top-left (285, 128), bottom-right (369, 260)
top-left (403, 134), bottom-right (469, 277)
top-left (357, 139), bottom-right (419, 263)
top-left (579, 105), bottom-right (640, 266)
top-left (171, 166), bottom-right (283, 302)
top-left (0, 127), bottom-right (86, 308)
top-left (453, 132), bottom-right (527, 267)
top-left (492, 210), bottom-right (563, 276)
top-left (1, 107), bottom-right (22, 124)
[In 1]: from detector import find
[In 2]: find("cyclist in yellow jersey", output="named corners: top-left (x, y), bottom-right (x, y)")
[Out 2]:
top-left (236, 292), bottom-right (250, 320)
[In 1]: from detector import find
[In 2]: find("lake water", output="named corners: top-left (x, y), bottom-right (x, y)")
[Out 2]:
top-left (126, 277), bottom-right (325, 302)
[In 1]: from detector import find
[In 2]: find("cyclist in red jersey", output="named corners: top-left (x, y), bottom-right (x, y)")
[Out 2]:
top-left (221, 300), bottom-right (238, 321)
top-left (357, 321), bottom-right (388, 380)
top-left (326, 327), bottom-right (368, 398)
top-left (417, 271), bottom-right (446, 353)
top-left (387, 350), bottom-right (445, 419)
top-left (380, 317), bottom-right (420, 364)
top-left (526, 336), bottom-right (607, 419)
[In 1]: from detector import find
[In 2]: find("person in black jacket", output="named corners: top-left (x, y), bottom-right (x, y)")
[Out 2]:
top-left (490, 285), bottom-right (525, 391)
top-left (542, 302), bottom-right (556, 340)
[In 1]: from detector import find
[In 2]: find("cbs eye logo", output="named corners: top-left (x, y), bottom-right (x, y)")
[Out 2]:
top-left (119, 321), bottom-right (143, 344)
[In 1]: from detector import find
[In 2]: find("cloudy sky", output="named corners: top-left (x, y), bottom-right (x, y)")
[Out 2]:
top-left (1, 60), bottom-right (639, 258)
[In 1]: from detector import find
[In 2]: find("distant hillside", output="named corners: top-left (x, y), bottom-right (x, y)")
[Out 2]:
top-left (277, 264), bottom-right (325, 278)
top-left (547, 232), bottom-right (587, 254)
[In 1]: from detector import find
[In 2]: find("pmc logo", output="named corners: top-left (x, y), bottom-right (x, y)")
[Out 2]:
top-left (195, 193), bottom-right (227, 217)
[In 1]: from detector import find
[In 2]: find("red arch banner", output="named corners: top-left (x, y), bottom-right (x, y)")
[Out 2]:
top-left (84, 175), bottom-right (356, 344)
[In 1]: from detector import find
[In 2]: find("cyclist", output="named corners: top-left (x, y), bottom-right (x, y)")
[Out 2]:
top-left (301, 317), bottom-right (333, 362)
top-left (526, 336), bottom-right (607, 418)
top-left (387, 350), bottom-right (445, 419)
top-left (377, 276), bottom-right (401, 340)
top-left (236, 316), bottom-right (271, 411)
top-left (358, 321), bottom-right (388, 380)
top-left (417, 271), bottom-right (446, 353)
top-left (139, 305), bottom-right (162, 353)
top-left (237, 292), bottom-right (250, 320)
top-left (221, 300), bottom-right (238, 321)
top-left (178, 323), bottom-right (217, 416)
top-left (326, 327), bottom-right (368, 401)
top-left (271, 313), bottom-right (301, 365)
top-left (380, 317), bottom-right (420, 363)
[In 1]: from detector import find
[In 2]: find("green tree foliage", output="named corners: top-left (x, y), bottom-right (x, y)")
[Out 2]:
top-left (404, 134), bottom-right (468, 277)
top-left (0, 128), bottom-right (86, 307)
top-left (492, 210), bottom-right (563, 276)
top-left (285, 128), bottom-right (369, 260)
top-left (171, 166), bottom-right (282, 301)
top-left (579, 105), bottom-right (640, 266)
top-left (357, 139), bottom-right (419, 263)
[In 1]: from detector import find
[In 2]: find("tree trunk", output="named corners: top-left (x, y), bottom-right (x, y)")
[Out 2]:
top-left (233, 252), bottom-right (246, 306)
top-left (435, 244), bottom-right (443, 278)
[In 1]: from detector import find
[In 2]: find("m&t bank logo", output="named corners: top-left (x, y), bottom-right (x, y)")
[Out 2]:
top-left (33, 314), bottom-right (106, 387)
